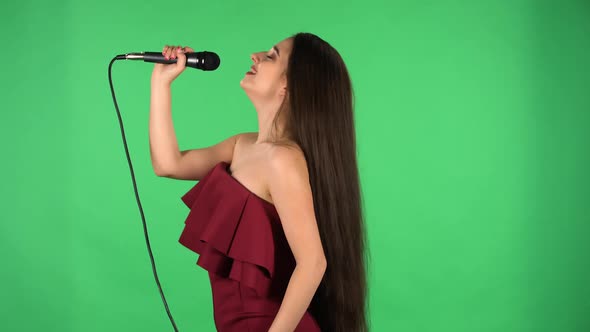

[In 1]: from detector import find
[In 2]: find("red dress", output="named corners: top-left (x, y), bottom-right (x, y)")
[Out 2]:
top-left (178, 161), bottom-right (321, 332)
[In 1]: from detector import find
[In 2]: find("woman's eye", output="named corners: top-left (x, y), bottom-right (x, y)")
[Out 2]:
top-left (265, 54), bottom-right (273, 59)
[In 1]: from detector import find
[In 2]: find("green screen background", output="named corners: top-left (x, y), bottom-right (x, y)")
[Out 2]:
top-left (1, 0), bottom-right (589, 331)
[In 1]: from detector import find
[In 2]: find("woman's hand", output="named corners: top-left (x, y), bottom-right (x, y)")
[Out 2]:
top-left (151, 45), bottom-right (195, 85)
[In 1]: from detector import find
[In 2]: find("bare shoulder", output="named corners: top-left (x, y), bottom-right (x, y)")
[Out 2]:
top-left (267, 143), bottom-right (309, 181)
top-left (235, 131), bottom-right (257, 145)
top-left (268, 143), bottom-right (306, 163)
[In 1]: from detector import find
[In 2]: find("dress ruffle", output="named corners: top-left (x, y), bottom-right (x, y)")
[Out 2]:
top-left (178, 162), bottom-right (293, 298)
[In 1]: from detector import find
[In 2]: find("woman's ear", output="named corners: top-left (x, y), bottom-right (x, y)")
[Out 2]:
top-left (279, 85), bottom-right (287, 98)
top-left (278, 75), bottom-right (288, 98)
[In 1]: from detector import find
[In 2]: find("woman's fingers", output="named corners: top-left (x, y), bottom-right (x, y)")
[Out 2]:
top-left (165, 45), bottom-right (175, 59)
top-left (153, 44), bottom-right (191, 84)
top-left (163, 45), bottom-right (171, 59)
top-left (175, 46), bottom-right (186, 69)
top-left (161, 44), bottom-right (193, 60)
top-left (168, 45), bottom-right (179, 59)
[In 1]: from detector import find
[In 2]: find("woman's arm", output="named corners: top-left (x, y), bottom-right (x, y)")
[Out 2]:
top-left (268, 262), bottom-right (326, 332)
top-left (265, 146), bottom-right (327, 332)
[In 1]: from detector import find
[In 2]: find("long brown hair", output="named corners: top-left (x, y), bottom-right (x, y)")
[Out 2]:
top-left (263, 32), bottom-right (370, 332)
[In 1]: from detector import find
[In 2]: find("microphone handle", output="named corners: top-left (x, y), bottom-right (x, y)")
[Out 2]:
top-left (142, 52), bottom-right (178, 64)
top-left (132, 51), bottom-right (219, 71)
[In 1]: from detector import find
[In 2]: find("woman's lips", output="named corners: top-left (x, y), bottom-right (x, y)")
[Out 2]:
top-left (246, 64), bottom-right (257, 75)
top-left (248, 65), bottom-right (257, 75)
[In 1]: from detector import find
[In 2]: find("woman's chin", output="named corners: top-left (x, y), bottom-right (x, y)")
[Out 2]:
top-left (240, 78), bottom-right (254, 90)
top-left (239, 81), bottom-right (254, 96)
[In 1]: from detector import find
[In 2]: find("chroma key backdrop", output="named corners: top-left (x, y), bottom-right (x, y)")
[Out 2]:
top-left (1, 0), bottom-right (589, 331)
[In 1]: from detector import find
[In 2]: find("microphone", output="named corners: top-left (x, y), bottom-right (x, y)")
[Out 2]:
top-left (119, 51), bottom-right (220, 71)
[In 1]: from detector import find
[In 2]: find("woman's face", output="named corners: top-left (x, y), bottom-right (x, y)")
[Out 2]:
top-left (240, 37), bottom-right (293, 103)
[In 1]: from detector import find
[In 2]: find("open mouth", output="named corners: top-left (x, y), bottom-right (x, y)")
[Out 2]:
top-left (247, 65), bottom-right (257, 75)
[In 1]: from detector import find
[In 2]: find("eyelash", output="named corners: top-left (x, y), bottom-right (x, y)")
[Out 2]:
top-left (265, 54), bottom-right (273, 59)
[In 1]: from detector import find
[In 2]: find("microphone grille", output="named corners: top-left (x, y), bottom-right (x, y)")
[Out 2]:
top-left (201, 51), bottom-right (220, 71)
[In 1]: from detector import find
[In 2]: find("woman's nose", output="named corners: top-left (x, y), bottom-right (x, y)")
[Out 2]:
top-left (251, 53), bottom-right (259, 63)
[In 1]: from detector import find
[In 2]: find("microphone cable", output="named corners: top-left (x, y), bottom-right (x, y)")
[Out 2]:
top-left (108, 55), bottom-right (180, 332)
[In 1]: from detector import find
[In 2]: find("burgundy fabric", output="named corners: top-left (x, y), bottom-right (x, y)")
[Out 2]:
top-left (178, 161), bottom-right (321, 332)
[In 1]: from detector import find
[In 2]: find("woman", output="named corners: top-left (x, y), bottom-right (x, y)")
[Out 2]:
top-left (150, 32), bottom-right (369, 332)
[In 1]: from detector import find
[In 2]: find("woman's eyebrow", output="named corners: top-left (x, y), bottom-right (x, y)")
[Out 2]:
top-left (273, 45), bottom-right (280, 57)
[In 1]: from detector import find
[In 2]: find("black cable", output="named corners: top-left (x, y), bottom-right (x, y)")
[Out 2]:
top-left (108, 55), bottom-right (180, 332)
